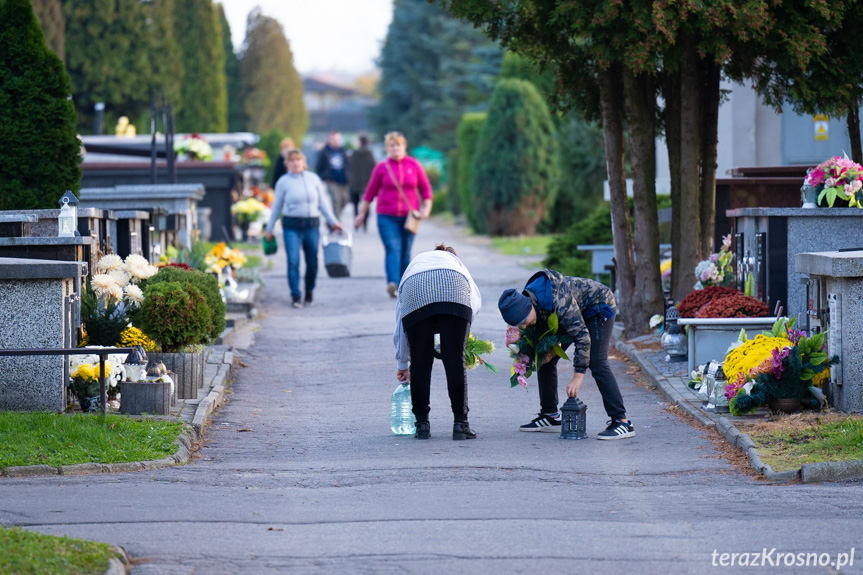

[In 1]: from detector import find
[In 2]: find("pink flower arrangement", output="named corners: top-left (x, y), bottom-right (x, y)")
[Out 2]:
top-left (805, 156), bottom-right (863, 207)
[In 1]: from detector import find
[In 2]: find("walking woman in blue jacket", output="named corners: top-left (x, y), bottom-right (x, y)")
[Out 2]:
top-left (265, 149), bottom-right (342, 308)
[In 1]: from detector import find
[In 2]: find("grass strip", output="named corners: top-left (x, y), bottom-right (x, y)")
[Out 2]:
top-left (0, 526), bottom-right (118, 575)
top-left (491, 235), bottom-right (554, 257)
top-left (747, 416), bottom-right (863, 472)
top-left (0, 412), bottom-right (183, 469)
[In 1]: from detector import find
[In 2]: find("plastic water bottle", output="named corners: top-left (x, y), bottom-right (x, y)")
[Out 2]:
top-left (390, 382), bottom-right (416, 435)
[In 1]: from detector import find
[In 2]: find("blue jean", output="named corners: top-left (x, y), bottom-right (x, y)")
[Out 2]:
top-left (377, 214), bottom-right (415, 285)
top-left (283, 222), bottom-right (320, 300)
top-left (537, 315), bottom-right (626, 420)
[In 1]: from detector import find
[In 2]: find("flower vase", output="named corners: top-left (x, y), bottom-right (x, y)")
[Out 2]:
top-left (801, 183), bottom-right (818, 208)
top-left (767, 398), bottom-right (801, 414)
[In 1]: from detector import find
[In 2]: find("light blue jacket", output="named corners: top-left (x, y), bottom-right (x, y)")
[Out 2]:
top-left (265, 171), bottom-right (338, 234)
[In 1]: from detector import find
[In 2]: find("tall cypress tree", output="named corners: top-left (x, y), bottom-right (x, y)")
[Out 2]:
top-left (63, 0), bottom-right (153, 133)
top-left (0, 0), bottom-right (80, 209)
top-left (218, 5), bottom-right (243, 132)
top-left (238, 8), bottom-right (307, 140)
top-left (174, 0), bottom-right (227, 132)
top-left (469, 79), bottom-right (559, 236)
top-left (371, 0), bottom-right (501, 151)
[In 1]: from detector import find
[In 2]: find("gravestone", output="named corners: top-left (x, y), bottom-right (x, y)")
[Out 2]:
top-left (0, 258), bottom-right (87, 411)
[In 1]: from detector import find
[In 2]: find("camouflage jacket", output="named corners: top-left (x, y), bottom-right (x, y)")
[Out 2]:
top-left (523, 269), bottom-right (616, 373)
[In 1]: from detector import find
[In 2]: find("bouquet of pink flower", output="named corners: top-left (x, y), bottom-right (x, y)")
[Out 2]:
top-left (506, 313), bottom-right (571, 389)
top-left (804, 155), bottom-right (863, 207)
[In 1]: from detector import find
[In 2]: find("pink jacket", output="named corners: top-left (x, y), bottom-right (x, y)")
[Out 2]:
top-left (362, 156), bottom-right (432, 216)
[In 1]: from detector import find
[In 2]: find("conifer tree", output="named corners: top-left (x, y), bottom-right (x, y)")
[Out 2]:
top-left (238, 8), bottom-right (307, 140)
top-left (63, 0), bottom-right (153, 132)
top-left (469, 79), bottom-right (559, 235)
top-left (219, 5), bottom-right (243, 132)
top-left (0, 0), bottom-right (80, 209)
top-left (173, 0), bottom-right (227, 132)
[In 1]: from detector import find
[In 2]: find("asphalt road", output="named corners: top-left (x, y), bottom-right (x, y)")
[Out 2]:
top-left (2, 214), bottom-right (862, 574)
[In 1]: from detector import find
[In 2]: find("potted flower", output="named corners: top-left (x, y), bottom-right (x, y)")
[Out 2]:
top-left (678, 288), bottom-right (774, 372)
top-left (804, 155), bottom-right (863, 208)
top-left (726, 318), bottom-right (838, 414)
top-left (80, 254), bottom-right (158, 346)
top-left (173, 133), bottom-right (212, 162)
top-left (692, 234), bottom-right (735, 290)
top-left (68, 353), bottom-right (126, 412)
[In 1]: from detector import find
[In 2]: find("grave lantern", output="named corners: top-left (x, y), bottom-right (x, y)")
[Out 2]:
top-left (57, 191), bottom-right (79, 237)
top-left (660, 305), bottom-right (687, 362)
top-left (124, 345), bottom-right (149, 382)
top-left (559, 396), bottom-right (588, 440)
top-left (704, 362), bottom-right (729, 412)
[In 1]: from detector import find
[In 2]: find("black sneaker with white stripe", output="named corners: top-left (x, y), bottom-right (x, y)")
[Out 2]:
top-left (519, 413), bottom-right (561, 432)
top-left (597, 419), bottom-right (635, 440)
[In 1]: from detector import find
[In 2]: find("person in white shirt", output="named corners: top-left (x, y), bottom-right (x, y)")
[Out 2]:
top-left (393, 244), bottom-right (481, 440)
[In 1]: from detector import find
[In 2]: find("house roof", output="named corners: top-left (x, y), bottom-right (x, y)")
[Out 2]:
top-left (303, 77), bottom-right (359, 96)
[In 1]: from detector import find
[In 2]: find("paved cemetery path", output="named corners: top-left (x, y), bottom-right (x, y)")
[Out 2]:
top-left (3, 214), bottom-right (863, 574)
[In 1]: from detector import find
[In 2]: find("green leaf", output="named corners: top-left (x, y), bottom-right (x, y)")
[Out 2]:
top-left (809, 354), bottom-right (828, 365)
top-left (547, 312), bottom-right (559, 333)
top-left (800, 368), bottom-right (816, 381)
top-left (553, 344), bottom-right (569, 360)
top-left (738, 328), bottom-right (748, 342)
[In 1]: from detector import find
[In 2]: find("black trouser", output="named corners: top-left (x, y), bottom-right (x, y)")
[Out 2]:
top-left (404, 313), bottom-right (471, 423)
top-left (537, 315), bottom-right (626, 420)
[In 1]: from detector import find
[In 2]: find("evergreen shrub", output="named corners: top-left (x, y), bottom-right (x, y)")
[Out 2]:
top-left (136, 266), bottom-right (226, 344)
top-left (0, 0), bottom-right (80, 209)
top-left (136, 282), bottom-right (212, 353)
top-left (470, 79), bottom-right (560, 235)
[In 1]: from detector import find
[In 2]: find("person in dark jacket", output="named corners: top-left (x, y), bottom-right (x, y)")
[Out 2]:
top-left (498, 269), bottom-right (635, 440)
top-left (270, 137), bottom-right (295, 189)
top-left (315, 131), bottom-right (349, 219)
top-left (348, 134), bottom-right (376, 230)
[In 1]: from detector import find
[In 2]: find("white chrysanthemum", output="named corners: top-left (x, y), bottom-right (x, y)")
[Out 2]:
top-left (91, 273), bottom-right (116, 294)
top-left (124, 254), bottom-right (149, 269)
top-left (124, 284), bottom-right (144, 305)
top-left (487, 341), bottom-right (496, 354)
top-left (97, 254), bottom-right (124, 272)
top-left (127, 263), bottom-right (158, 281)
top-left (106, 283), bottom-right (124, 301)
top-left (108, 269), bottom-right (130, 287)
top-left (649, 314), bottom-right (664, 329)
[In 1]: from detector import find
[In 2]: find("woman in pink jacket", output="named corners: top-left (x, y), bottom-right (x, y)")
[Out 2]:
top-left (355, 132), bottom-right (433, 298)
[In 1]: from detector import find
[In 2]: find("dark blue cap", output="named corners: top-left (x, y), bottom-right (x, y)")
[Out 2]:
top-left (498, 288), bottom-right (532, 326)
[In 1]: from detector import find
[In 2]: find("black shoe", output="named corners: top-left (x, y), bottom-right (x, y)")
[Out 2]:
top-left (453, 421), bottom-right (476, 440)
top-left (415, 422), bottom-right (430, 439)
top-left (304, 292), bottom-right (314, 306)
top-left (519, 413), bottom-right (561, 433)
top-left (597, 419), bottom-right (635, 440)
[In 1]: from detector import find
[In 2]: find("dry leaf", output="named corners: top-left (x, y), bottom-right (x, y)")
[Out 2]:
top-left (237, 428), bottom-right (253, 432)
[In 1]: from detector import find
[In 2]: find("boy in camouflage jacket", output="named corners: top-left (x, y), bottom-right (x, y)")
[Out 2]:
top-left (498, 269), bottom-right (635, 439)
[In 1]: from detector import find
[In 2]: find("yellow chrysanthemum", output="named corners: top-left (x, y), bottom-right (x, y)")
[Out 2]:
top-left (811, 367), bottom-right (830, 388)
top-left (117, 326), bottom-right (157, 352)
top-left (723, 334), bottom-right (792, 382)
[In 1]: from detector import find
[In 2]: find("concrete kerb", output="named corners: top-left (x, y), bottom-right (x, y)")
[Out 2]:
top-left (615, 340), bottom-right (800, 482)
top-left (0, 345), bottom-right (233, 478)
